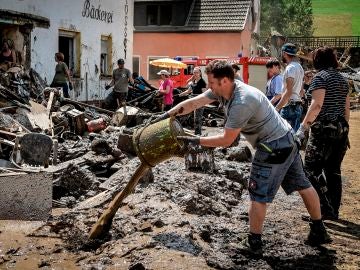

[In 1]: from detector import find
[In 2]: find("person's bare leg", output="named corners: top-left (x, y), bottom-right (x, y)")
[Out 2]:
top-left (299, 187), bottom-right (331, 245)
top-left (249, 201), bottom-right (267, 234)
top-left (298, 187), bottom-right (321, 220)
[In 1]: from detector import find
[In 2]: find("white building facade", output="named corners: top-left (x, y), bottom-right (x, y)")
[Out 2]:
top-left (0, 0), bottom-right (134, 101)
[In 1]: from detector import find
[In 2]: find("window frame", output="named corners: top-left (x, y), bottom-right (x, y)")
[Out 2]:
top-left (100, 34), bottom-right (113, 78)
top-left (58, 29), bottom-right (81, 78)
top-left (146, 4), bottom-right (172, 26)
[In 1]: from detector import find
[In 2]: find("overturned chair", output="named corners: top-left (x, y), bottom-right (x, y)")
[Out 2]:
top-left (11, 133), bottom-right (55, 169)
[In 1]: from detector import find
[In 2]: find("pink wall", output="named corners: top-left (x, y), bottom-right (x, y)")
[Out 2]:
top-left (134, 30), bottom-right (251, 80)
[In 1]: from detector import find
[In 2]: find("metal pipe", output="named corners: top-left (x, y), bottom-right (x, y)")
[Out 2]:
top-left (61, 98), bottom-right (114, 115)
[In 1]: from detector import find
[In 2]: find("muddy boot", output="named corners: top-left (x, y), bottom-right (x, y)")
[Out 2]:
top-left (306, 219), bottom-right (332, 246)
top-left (239, 233), bottom-right (263, 255)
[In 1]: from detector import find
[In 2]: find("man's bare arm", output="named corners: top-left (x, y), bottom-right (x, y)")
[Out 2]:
top-left (167, 93), bottom-right (214, 116)
top-left (275, 77), bottom-right (294, 111)
top-left (200, 127), bottom-right (241, 148)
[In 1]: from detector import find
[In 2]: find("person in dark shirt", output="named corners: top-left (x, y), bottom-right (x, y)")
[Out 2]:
top-left (179, 67), bottom-right (207, 134)
top-left (296, 46), bottom-right (350, 220)
top-left (0, 39), bottom-right (16, 64)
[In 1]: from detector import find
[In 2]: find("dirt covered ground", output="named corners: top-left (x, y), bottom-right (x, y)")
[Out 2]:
top-left (0, 112), bottom-right (359, 270)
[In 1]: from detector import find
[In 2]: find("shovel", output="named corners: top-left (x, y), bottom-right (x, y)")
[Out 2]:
top-left (89, 118), bottom-right (184, 239)
top-left (88, 162), bottom-right (149, 239)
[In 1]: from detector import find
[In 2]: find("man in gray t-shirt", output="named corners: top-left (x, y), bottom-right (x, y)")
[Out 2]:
top-left (105, 58), bottom-right (133, 110)
top-left (153, 60), bottom-right (331, 253)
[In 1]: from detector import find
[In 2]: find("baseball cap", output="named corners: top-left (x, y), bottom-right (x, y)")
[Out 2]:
top-left (281, 43), bottom-right (297, 56)
top-left (117, 58), bottom-right (125, 64)
top-left (157, 70), bottom-right (170, 75)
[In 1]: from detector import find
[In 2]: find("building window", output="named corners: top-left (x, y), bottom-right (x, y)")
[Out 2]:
top-left (146, 5), bottom-right (172, 26)
top-left (160, 5), bottom-right (172, 25)
top-left (58, 30), bottom-right (81, 77)
top-left (148, 56), bottom-right (168, 80)
top-left (133, 56), bottom-right (140, 75)
top-left (147, 5), bottom-right (158, 25)
top-left (100, 35), bottom-right (112, 76)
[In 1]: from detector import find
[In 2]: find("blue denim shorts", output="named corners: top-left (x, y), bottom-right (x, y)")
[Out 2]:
top-left (249, 132), bottom-right (312, 203)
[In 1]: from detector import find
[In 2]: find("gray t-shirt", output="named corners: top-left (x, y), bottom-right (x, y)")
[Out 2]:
top-left (113, 68), bottom-right (131, 93)
top-left (282, 61), bottom-right (304, 102)
top-left (205, 80), bottom-right (291, 147)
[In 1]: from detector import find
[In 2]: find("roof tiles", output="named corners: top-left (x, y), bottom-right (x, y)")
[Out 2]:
top-left (185, 0), bottom-right (252, 31)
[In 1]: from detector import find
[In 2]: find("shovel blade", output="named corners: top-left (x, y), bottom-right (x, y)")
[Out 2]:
top-left (185, 147), bottom-right (215, 173)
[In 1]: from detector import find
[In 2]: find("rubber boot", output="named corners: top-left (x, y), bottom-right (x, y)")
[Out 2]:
top-left (240, 233), bottom-right (263, 255)
top-left (306, 219), bottom-right (332, 246)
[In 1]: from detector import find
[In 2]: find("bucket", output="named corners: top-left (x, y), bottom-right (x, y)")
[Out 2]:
top-left (132, 118), bottom-right (185, 167)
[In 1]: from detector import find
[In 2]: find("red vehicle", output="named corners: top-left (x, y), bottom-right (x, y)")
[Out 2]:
top-left (170, 56), bottom-right (271, 93)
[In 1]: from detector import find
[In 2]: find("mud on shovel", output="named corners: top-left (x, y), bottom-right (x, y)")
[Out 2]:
top-left (89, 117), bottom-right (185, 239)
top-left (88, 163), bottom-right (149, 239)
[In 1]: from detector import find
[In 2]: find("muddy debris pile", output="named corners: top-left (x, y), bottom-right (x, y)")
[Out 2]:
top-left (0, 68), bottom-right (342, 269)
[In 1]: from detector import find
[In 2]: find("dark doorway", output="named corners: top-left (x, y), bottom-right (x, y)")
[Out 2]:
top-left (58, 36), bottom-right (74, 73)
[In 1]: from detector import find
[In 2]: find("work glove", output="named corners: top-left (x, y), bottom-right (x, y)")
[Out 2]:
top-left (177, 135), bottom-right (201, 153)
top-left (68, 81), bottom-right (73, 90)
top-left (149, 112), bottom-right (170, 125)
top-left (105, 84), bottom-right (111, 90)
top-left (294, 123), bottom-right (308, 149)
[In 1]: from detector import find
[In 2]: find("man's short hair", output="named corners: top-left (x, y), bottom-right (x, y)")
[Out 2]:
top-left (117, 58), bottom-right (125, 65)
top-left (205, 60), bottom-right (234, 81)
top-left (266, 59), bottom-right (281, 68)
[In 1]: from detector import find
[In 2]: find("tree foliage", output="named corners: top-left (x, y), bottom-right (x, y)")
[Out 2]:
top-left (260, 0), bottom-right (313, 37)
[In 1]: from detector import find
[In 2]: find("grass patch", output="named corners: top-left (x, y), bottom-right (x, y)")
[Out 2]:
top-left (312, 0), bottom-right (360, 36)
top-left (313, 14), bottom-right (352, 36)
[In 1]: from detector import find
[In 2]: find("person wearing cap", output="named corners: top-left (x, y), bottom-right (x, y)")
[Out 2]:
top-left (156, 70), bottom-right (174, 111)
top-left (275, 43), bottom-right (304, 131)
top-left (151, 60), bottom-right (331, 254)
top-left (179, 66), bottom-right (207, 135)
top-left (105, 58), bottom-right (133, 110)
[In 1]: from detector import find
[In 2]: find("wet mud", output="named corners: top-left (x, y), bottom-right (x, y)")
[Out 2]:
top-left (1, 123), bottom-right (359, 269)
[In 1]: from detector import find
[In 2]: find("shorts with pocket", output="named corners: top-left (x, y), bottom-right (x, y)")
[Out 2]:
top-left (248, 132), bottom-right (312, 203)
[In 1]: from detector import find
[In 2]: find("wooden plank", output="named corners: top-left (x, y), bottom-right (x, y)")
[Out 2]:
top-left (46, 91), bottom-right (55, 117)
